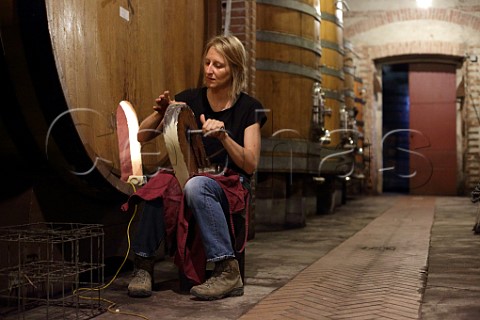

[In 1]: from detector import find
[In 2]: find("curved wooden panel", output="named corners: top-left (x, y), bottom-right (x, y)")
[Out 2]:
top-left (344, 39), bottom-right (355, 109)
top-left (47, 0), bottom-right (206, 182)
top-left (3, 0), bottom-right (209, 195)
top-left (354, 76), bottom-right (366, 175)
top-left (256, 0), bottom-right (321, 139)
top-left (320, 0), bottom-right (344, 146)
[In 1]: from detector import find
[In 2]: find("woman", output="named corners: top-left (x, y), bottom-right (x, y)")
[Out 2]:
top-left (125, 35), bottom-right (267, 300)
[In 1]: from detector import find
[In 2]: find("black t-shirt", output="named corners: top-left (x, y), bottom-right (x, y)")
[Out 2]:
top-left (175, 87), bottom-right (267, 177)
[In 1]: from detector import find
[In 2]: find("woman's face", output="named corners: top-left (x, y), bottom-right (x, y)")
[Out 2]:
top-left (204, 47), bottom-right (232, 91)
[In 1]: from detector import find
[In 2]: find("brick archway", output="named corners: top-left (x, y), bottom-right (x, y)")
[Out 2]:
top-left (345, 8), bottom-right (480, 38)
top-left (343, 7), bottom-right (480, 194)
top-left (367, 41), bottom-right (466, 60)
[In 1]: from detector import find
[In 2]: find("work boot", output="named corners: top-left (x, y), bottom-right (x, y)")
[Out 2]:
top-left (128, 255), bottom-right (155, 297)
top-left (190, 258), bottom-right (244, 300)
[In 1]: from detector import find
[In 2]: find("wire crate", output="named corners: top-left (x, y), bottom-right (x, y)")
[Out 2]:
top-left (0, 223), bottom-right (105, 319)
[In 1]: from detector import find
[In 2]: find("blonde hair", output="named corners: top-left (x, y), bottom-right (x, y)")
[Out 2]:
top-left (202, 35), bottom-right (247, 100)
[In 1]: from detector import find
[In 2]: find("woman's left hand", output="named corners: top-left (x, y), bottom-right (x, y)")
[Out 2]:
top-left (200, 114), bottom-right (228, 141)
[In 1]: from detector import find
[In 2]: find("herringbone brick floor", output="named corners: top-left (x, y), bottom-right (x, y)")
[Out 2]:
top-left (91, 195), bottom-right (480, 320)
top-left (240, 197), bottom-right (434, 320)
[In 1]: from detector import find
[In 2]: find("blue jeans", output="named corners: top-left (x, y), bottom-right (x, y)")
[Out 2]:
top-left (132, 175), bottom-right (235, 262)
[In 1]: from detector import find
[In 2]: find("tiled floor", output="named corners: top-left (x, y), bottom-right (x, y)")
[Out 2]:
top-left (240, 196), bottom-right (434, 320)
top-left (7, 194), bottom-right (480, 319)
top-left (95, 195), bottom-right (480, 320)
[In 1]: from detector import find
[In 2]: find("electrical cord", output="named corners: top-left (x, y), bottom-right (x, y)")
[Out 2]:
top-left (74, 183), bottom-right (150, 320)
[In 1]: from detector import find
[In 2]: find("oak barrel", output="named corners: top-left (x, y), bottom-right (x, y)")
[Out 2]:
top-left (354, 76), bottom-right (367, 178)
top-left (320, 0), bottom-right (344, 146)
top-left (343, 39), bottom-right (355, 111)
top-left (1, 0), bottom-right (210, 195)
top-left (256, 0), bottom-right (321, 140)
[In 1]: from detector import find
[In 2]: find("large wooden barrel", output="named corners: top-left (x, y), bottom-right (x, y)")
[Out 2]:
top-left (1, 0), bottom-right (213, 196)
top-left (255, 0), bottom-right (321, 229)
top-left (354, 76), bottom-right (367, 179)
top-left (354, 77), bottom-right (366, 131)
top-left (343, 39), bottom-right (355, 112)
top-left (256, 0), bottom-right (321, 139)
top-left (320, 0), bottom-right (344, 146)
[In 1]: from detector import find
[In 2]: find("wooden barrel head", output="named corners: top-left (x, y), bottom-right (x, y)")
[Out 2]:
top-left (163, 104), bottom-right (209, 188)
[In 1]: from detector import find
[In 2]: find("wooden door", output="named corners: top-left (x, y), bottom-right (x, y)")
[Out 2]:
top-left (408, 63), bottom-right (457, 195)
